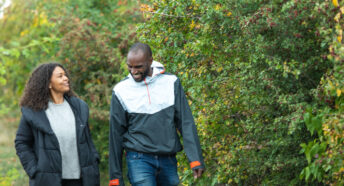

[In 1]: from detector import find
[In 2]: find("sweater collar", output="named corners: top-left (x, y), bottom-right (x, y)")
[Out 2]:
top-left (21, 96), bottom-right (79, 134)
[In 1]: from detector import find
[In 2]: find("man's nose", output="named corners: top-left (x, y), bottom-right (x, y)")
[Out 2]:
top-left (131, 68), bottom-right (138, 74)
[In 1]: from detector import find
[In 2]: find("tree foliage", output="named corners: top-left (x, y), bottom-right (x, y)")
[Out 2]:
top-left (299, 0), bottom-right (344, 184)
top-left (55, 0), bottom-right (143, 173)
top-left (0, 0), bottom-right (61, 115)
top-left (0, 0), bottom-right (142, 184)
top-left (1, 0), bottom-right (344, 185)
top-left (137, 0), bottom-right (341, 185)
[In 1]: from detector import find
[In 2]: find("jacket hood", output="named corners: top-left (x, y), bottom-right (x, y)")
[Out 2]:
top-left (127, 61), bottom-right (165, 84)
top-left (150, 61), bottom-right (165, 75)
top-left (21, 96), bottom-right (85, 134)
top-left (21, 107), bottom-right (54, 134)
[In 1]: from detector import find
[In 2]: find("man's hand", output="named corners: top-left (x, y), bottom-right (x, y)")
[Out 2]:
top-left (193, 168), bottom-right (204, 179)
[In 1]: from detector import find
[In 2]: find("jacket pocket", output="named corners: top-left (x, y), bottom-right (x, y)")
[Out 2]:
top-left (81, 165), bottom-right (100, 186)
top-left (44, 149), bottom-right (61, 172)
top-left (33, 172), bottom-right (61, 186)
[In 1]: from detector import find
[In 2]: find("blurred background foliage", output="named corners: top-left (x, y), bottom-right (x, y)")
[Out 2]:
top-left (0, 0), bottom-right (343, 185)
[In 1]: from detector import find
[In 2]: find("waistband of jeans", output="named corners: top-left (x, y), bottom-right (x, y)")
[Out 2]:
top-left (126, 150), bottom-right (176, 157)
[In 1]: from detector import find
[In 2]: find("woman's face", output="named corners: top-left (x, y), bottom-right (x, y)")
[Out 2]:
top-left (49, 66), bottom-right (70, 94)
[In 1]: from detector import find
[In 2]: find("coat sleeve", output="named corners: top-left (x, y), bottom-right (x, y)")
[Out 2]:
top-left (174, 78), bottom-right (205, 170)
top-left (109, 91), bottom-right (128, 186)
top-left (15, 113), bottom-right (38, 178)
top-left (87, 122), bottom-right (100, 163)
top-left (85, 104), bottom-right (100, 163)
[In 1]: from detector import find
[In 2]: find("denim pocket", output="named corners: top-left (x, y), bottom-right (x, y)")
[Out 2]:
top-left (126, 152), bottom-right (154, 185)
top-left (126, 151), bottom-right (143, 160)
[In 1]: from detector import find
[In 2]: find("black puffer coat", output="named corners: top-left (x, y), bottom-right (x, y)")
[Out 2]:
top-left (15, 96), bottom-right (100, 186)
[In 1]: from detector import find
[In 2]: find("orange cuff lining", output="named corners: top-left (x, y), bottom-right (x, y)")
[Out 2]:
top-left (109, 179), bottom-right (119, 186)
top-left (190, 161), bottom-right (201, 169)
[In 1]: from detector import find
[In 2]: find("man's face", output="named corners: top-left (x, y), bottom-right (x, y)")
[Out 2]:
top-left (127, 51), bottom-right (152, 82)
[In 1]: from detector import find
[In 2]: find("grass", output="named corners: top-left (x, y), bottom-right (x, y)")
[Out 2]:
top-left (0, 116), bottom-right (28, 186)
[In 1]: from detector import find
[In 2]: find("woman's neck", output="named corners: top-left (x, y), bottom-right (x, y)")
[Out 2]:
top-left (50, 92), bottom-right (64, 104)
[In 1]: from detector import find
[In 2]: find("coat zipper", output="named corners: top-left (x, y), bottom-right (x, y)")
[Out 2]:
top-left (144, 78), bottom-right (151, 104)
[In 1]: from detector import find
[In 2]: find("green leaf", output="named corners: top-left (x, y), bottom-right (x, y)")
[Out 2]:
top-left (305, 167), bottom-right (310, 181)
top-left (324, 165), bottom-right (332, 172)
top-left (0, 78), bottom-right (6, 85)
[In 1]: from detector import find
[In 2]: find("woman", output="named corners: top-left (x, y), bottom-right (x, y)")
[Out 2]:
top-left (15, 62), bottom-right (100, 186)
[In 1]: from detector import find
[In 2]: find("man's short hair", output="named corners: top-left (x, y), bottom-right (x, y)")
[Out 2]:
top-left (128, 43), bottom-right (152, 59)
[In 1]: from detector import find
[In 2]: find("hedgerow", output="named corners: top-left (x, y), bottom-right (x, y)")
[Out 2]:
top-left (137, 0), bottom-right (341, 185)
top-left (1, 0), bottom-right (343, 185)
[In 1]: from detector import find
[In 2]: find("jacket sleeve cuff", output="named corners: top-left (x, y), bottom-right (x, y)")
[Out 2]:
top-left (190, 161), bottom-right (202, 169)
top-left (109, 179), bottom-right (120, 186)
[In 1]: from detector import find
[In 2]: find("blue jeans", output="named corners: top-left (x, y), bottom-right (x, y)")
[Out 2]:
top-left (126, 151), bottom-right (180, 186)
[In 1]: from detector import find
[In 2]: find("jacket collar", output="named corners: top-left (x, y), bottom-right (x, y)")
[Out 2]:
top-left (21, 96), bottom-right (80, 134)
top-left (21, 107), bottom-right (54, 134)
top-left (127, 61), bottom-right (165, 84)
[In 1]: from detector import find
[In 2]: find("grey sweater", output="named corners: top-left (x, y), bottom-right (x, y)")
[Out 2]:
top-left (45, 100), bottom-right (80, 179)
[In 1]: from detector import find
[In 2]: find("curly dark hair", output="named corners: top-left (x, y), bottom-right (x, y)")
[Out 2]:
top-left (20, 62), bottom-right (76, 111)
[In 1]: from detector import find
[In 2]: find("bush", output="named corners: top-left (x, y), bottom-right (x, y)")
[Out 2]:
top-left (137, 0), bottom-right (338, 185)
top-left (300, 0), bottom-right (344, 184)
top-left (1, 0), bottom-right (343, 185)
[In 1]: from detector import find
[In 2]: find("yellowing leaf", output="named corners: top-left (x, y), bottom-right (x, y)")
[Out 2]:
top-left (337, 35), bottom-right (342, 42)
top-left (337, 89), bottom-right (342, 97)
top-left (215, 4), bottom-right (221, 10)
top-left (341, 6), bottom-right (344, 14)
top-left (329, 80), bottom-right (334, 90)
top-left (340, 167), bottom-right (344, 172)
top-left (20, 30), bottom-right (28, 36)
top-left (333, 0), bottom-right (339, 7)
top-left (140, 4), bottom-right (149, 11)
top-left (334, 13), bottom-right (341, 22)
top-left (140, 4), bottom-right (153, 12)
top-left (227, 12), bottom-right (232, 16)
top-left (189, 20), bottom-right (196, 30)
top-left (329, 46), bottom-right (334, 53)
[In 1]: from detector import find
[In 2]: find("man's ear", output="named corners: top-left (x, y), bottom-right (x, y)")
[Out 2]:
top-left (148, 56), bottom-right (153, 65)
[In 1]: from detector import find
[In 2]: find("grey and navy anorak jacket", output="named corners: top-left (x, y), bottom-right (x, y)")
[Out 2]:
top-left (109, 61), bottom-right (204, 186)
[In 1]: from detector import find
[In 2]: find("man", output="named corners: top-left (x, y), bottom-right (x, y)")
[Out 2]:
top-left (109, 43), bottom-right (204, 186)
